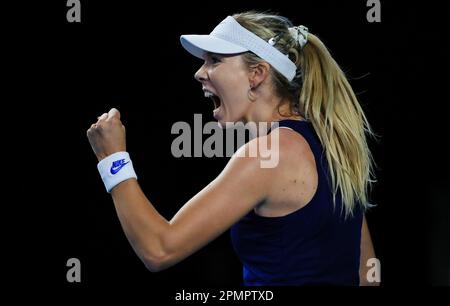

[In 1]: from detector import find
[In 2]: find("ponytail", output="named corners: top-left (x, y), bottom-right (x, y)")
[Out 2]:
top-left (298, 34), bottom-right (375, 216)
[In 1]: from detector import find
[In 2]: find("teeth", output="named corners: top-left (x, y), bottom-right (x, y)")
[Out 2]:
top-left (203, 90), bottom-right (220, 109)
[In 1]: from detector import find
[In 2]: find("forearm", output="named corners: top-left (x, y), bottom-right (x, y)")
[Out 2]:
top-left (110, 178), bottom-right (171, 271)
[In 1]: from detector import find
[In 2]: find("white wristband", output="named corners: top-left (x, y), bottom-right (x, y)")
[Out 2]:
top-left (97, 151), bottom-right (137, 193)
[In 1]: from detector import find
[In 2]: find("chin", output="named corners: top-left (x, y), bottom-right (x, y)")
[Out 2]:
top-left (214, 112), bottom-right (228, 129)
top-left (216, 120), bottom-right (234, 129)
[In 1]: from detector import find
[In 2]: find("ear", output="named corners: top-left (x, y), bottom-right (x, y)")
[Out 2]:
top-left (248, 62), bottom-right (271, 89)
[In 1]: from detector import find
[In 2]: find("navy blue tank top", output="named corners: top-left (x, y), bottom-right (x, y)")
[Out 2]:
top-left (230, 119), bottom-right (363, 286)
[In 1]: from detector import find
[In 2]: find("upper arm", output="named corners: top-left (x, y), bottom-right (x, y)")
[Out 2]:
top-left (160, 137), bottom-right (275, 270)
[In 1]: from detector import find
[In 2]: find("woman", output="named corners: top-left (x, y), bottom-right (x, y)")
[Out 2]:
top-left (87, 11), bottom-right (378, 286)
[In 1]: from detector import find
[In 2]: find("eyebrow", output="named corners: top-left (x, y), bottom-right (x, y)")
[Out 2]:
top-left (206, 52), bottom-right (239, 60)
top-left (206, 52), bottom-right (223, 57)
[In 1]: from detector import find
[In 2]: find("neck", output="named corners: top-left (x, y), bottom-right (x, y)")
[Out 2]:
top-left (243, 95), bottom-right (303, 137)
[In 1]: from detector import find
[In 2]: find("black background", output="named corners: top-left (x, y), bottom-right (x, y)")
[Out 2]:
top-left (8, 0), bottom-right (449, 302)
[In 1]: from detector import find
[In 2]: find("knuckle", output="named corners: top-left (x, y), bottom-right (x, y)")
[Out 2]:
top-left (87, 126), bottom-right (95, 135)
top-left (107, 117), bottom-right (120, 125)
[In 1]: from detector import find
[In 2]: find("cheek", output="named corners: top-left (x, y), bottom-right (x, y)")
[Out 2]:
top-left (228, 87), bottom-right (248, 111)
top-left (221, 71), bottom-right (249, 104)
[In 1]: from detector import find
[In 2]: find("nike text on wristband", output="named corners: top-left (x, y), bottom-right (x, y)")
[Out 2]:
top-left (97, 151), bottom-right (138, 193)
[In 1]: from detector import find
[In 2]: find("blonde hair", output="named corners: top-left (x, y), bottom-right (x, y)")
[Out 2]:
top-left (233, 11), bottom-right (376, 217)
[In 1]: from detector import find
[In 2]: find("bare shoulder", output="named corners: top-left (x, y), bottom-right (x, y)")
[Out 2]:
top-left (271, 127), bottom-right (315, 170)
top-left (232, 127), bottom-right (316, 192)
top-left (234, 127), bottom-right (314, 172)
top-left (244, 127), bottom-right (318, 216)
top-left (280, 127), bottom-right (316, 164)
top-left (224, 134), bottom-right (278, 190)
top-left (274, 127), bottom-right (317, 184)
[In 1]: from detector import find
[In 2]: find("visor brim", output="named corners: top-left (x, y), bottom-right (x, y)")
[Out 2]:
top-left (180, 34), bottom-right (248, 59)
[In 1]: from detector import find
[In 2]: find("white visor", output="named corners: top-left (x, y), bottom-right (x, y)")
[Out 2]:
top-left (180, 16), bottom-right (297, 81)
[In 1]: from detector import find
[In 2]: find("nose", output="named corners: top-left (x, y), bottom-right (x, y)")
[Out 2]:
top-left (194, 63), bottom-right (208, 83)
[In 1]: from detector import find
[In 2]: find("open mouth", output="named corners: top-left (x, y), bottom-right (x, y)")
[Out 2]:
top-left (204, 91), bottom-right (221, 110)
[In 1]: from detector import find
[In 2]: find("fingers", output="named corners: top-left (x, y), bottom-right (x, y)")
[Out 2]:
top-left (96, 108), bottom-right (120, 124)
top-left (107, 108), bottom-right (120, 121)
top-left (88, 108), bottom-right (121, 135)
top-left (87, 122), bottom-right (98, 137)
top-left (97, 113), bottom-right (108, 121)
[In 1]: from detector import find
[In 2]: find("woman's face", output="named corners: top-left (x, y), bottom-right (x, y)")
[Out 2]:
top-left (195, 53), bottom-right (251, 126)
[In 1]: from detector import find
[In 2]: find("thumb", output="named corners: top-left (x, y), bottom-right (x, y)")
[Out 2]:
top-left (108, 108), bottom-right (121, 120)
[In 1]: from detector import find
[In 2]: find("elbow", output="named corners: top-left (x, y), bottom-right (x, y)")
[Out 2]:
top-left (144, 259), bottom-right (171, 273)
top-left (144, 259), bottom-right (165, 273)
top-left (140, 230), bottom-right (179, 272)
top-left (142, 247), bottom-right (173, 273)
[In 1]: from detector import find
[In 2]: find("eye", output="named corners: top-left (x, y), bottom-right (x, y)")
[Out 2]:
top-left (210, 55), bottom-right (222, 64)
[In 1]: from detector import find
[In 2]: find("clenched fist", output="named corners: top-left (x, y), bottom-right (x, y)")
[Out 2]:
top-left (87, 108), bottom-right (126, 161)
